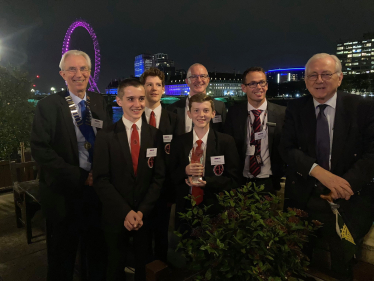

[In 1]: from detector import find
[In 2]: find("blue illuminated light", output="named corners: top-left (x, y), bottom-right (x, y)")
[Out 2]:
top-left (267, 68), bottom-right (305, 72)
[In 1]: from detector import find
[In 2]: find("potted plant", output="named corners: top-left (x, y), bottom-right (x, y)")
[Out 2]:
top-left (176, 184), bottom-right (321, 281)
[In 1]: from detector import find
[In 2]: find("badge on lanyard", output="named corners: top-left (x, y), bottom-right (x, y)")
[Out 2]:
top-left (255, 130), bottom-right (266, 140)
top-left (255, 152), bottom-right (264, 166)
top-left (246, 145), bottom-right (255, 156)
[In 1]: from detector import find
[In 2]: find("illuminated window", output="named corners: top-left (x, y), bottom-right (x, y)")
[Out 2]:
top-left (353, 54), bottom-right (361, 57)
top-left (337, 47), bottom-right (344, 50)
top-left (344, 42), bottom-right (352, 45)
top-left (347, 54), bottom-right (352, 57)
top-left (337, 51), bottom-right (343, 54)
top-left (346, 63), bottom-right (352, 66)
top-left (365, 43), bottom-right (372, 47)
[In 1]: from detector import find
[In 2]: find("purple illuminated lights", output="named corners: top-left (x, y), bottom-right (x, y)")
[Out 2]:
top-left (62, 19), bottom-right (101, 93)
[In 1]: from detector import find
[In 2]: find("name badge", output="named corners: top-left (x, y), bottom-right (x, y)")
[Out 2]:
top-left (211, 155), bottom-right (225, 165)
top-left (255, 131), bottom-right (266, 140)
top-left (246, 145), bottom-right (255, 156)
top-left (163, 135), bottom-right (173, 143)
top-left (146, 148), bottom-right (157, 157)
top-left (212, 115), bottom-right (222, 123)
top-left (91, 118), bottom-right (103, 129)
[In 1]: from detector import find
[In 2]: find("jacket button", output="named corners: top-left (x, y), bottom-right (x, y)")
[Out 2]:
top-left (292, 181), bottom-right (295, 184)
top-left (354, 154), bottom-right (357, 157)
top-left (299, 147), bottom-right (301, 149)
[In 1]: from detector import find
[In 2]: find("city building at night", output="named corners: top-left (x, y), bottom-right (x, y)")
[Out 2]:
top-left (165, 72), bottom-right (243, 97)
top-left (266, 68), bottom-right (305, 83)
top-left (336, 32), bottom-right (374, 75)
top-left (134, 54), bottom-right (155, 77)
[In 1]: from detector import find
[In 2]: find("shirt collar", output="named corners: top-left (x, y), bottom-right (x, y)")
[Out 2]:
top-left (247, 99), bottom-right (267, 112)
top-left (145, 104), bottom-right (162, 117)
top-left (69, 91), bottom-right (86, 105)
top-left (193, 128), bottom-right (209, 145)
top-left (185, 95), bottom-right (191, 109)
top-left (313, 92), bottom-right (337, 110)
top-left (122, 116), bottom-right (142, 131)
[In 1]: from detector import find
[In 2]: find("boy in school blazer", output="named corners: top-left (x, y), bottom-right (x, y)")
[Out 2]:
top-left (169, 94), bottom-right (240, 229)
top-left (93, 79), bottom-right (165, 281)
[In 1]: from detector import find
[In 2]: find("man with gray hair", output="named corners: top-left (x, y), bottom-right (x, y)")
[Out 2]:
top-left (167, 63), bottom-right (226, 135)
top-left (280, 53), bottom-right (374, 280)
top-left (31, 50), bottom-right (110, 280)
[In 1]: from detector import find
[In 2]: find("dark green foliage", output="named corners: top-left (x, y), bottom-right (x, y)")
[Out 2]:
top-left (0, 65), bottom-right (34, 160)
top-left (176, 184), bottom-right (321, 281)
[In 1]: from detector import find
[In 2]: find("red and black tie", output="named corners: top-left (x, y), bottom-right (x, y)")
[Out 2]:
top-left (249, 110), bottom-right (262, 177)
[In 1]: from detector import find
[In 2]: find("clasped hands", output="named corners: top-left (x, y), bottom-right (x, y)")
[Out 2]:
top-left (185, 163), bottom-right (206, 187)
top-left (124, 210), bottom-right (143, 231)
top-left (310, 166), bottom-right (354, 201)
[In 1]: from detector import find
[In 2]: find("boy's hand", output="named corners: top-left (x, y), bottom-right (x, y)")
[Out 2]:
top-left (124, 210), bottom-right (143, 231)
top-left (185, 163), bottom-right (204, 176)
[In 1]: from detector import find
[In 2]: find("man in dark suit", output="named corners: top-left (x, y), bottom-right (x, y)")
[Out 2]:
top-left (93, 79), bottom-right (165, 281)
top-left (224, 67), bottom-right (286, 194)
top-left (280, 53), bottom-right (374, 280)
top-left (31, 50), bottom-right (110, 281)
top-left (170, 94), bottom-right (240, 229)
top-left (167, 63), bottom-right (226, 135)
top-left (139, 68), bottom-right (179, 263)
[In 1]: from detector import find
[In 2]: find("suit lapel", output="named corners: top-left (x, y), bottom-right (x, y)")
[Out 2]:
top-left (159, 109), bottom-right (170, 133)
top-left (267, 102), bottom-right (276, 156)
top-left (115, 120), bottom-right (135, 178)
top-left (331, 93), bottom-right (350, 172)
top-left (138, 122), bottom-right (154, 180)
top-left (239, 103), bottom-right (249, 156)
top-left (59, 91), bottom-right (79, 161)
top-left (301, 96), bottom-right (317, 158)
top-left (205, 129), bottom-right (217, 177)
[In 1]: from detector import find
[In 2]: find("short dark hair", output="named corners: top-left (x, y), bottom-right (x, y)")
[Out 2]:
top-left (139, 68), bottom-right (165, 87)
top-left (242, 67), bottom-right (266, 84)
top-left (117, 78), bottom-right (143, 98)
top-left (188, 93), bottom-right (215, 112)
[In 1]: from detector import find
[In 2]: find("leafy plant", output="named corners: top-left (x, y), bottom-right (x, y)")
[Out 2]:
top-left (176, 183), bottom-right (322, 281)
top-left (0, 65), bottom-right (34, 160)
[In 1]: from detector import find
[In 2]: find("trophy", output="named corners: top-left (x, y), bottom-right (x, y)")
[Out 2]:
top-left (188, 144), bottom-right (204, 184)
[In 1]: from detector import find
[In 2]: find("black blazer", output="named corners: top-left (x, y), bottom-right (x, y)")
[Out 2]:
top-left (142, 108), bottom-right (180, 203)
top-left (280, 91), bottom-right (374, 240)
top-left (31, 91), bottom-right (110, 221)
top-left (170, 129), bottom-right (241, 217)
top-left (93, 120), bottom-right (165, 231)
top-left (167, 98), bottom-right (227, 135)
top-left (223, 101), bottom-right (286, 182)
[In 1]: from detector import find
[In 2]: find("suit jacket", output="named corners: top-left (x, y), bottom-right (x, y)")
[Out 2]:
top-left (142, 108), bottom-right (179, 203)
top-left (223, 101), bottom-right (286, 185)
top-left (170, 129), bottom-right (241, 217)
top-left (280, 91), bottom-right (374, 240)
top-left (167, 98), bottom-right (227, 135)
top-left (93, 120), bottom-right (165, 231)
top-left (30, 90), bottom-right (111, 221)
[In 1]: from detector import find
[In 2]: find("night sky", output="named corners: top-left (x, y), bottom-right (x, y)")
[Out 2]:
top-left (1, 0), bottom-right (373, 93)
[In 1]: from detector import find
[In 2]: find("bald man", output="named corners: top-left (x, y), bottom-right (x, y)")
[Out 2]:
top-left (167, 63), bottom-right (226, 135)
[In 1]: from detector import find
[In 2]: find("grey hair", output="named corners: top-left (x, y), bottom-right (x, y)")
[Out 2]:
top-left (186, 63), bottom-right (208, 78)
top-left (305, 53), bottom-right (342, 74)
top-left (59, 50), bottom-right (92, 70)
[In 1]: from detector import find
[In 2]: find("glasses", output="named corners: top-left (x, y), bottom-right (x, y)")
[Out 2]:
top-left (306, 72), bottom-right (337, 81)
top-left (64, 67), bottom-right (91, 74)
top-left (188, 74), bottom-right (209, 80)
top-left (243, 81), bottom-right (267, 88)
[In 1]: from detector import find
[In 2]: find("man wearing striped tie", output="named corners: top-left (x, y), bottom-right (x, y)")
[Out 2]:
top-left (224, 67), bottom-right (286, 194)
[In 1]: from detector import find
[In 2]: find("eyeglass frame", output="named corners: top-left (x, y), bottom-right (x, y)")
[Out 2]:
top-left (306, 72), bottom-right (339, 81)
top-left (188, 74), bottom-right (210, 80)
top-left (243, 80), bottom-right (268, 88)
top-left (63, 67), bottom-right (91, 74)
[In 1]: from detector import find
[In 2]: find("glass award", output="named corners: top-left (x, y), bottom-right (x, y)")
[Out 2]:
top-left (188, 144), bottom-right (204, 184)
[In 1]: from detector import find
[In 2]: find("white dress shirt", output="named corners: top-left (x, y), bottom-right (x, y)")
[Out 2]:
top-left (243, 99), bottom-right (272, 178)
top-left (185, 96), bottom-right (193, 133)
top-left (122, 116), bottom-right (142, 152)
top-left (309, 92), bottom-right (337, 174)
top-left (145, 104), bottom-right (162, 129)
top-left (69, 91), bottom-right (97, 172)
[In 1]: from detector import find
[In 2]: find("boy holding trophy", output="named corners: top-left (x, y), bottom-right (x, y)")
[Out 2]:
top-left (170, 94), bottom-right (241, 229)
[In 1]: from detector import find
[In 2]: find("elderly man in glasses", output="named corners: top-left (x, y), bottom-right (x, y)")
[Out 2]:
top-left (224, 67), bottom-right (286, 195)
top-left (167, 63), bottom-right (227, 135)
top-left (31, 50), bottom-right (110, 281)
top-left (280, 53), bottom-right (374, 280)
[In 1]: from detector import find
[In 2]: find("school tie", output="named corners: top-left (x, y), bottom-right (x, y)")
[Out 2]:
top-left (192, 139), bottom-right (204, 205)
top-left (316, 104), bottom-right (330, 170)
top-left (149, 111), bottom-right (156, 128)
top-left (131, 124), bottom-right (140, 176)
top-left (79, 100), bottom-right (95, 163)
top-left (249, 110), bottom-right (262, 177)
